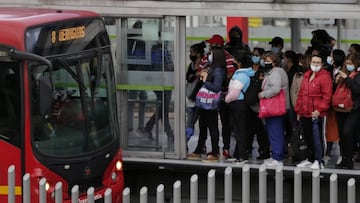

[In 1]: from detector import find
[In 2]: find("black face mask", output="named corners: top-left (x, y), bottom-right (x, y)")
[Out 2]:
top-left (190, 55), bottom-right (197, 62)
top-left (264, 62), bottom-right (273, 72)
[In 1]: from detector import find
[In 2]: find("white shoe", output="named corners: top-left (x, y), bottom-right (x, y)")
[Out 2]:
top-left (296, 159), bottom-right (312, 168)
top-left (310, 160), bottom-right (324, 170)
top-left (263, 158), bottom-right (274, 164)
top-left (323, 156), bottom-right (331, 165)
top-left (265, 159), bottom-right (283, 167)
top-left (336, 156), bottom-right (342, 165)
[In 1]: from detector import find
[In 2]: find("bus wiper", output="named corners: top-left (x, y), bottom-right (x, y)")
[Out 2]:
top-left (56, 60), bottom-right (87, 92)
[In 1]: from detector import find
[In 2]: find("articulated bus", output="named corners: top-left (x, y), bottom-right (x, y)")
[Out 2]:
top-left (0, 8), bottom-right (123, 202)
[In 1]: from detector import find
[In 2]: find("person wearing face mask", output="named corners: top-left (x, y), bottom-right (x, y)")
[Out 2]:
top-left (333, 53), bottom-right (360, 169)
top-left (198, 34), bottom-right (235, 160)
top-left (185, 42), bottom-right (206, 141)
top-left (258, 52), bottom-right (290, 166)
top-left (295, 55), bottom-right (332, 170)
top-left (269, 36), bottom-right (284, 65)
top-left (252, 47), bottom-right (265, 72)
top-left (323, 49), bottom-right (345, 164)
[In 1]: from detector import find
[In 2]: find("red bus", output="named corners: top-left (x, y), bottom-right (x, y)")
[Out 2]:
top-left (0, 7), bottom-right (123, 202)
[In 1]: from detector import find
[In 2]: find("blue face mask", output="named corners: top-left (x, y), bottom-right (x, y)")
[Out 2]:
top-left (346, 64), bottom-right (355, 72)
top-left (251, 56), bottom-right (261, 64)
top-left (271, 47), bottom-right (280, 54)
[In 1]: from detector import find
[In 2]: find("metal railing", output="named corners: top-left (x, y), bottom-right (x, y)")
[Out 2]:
top-left (5, 164), bottom-right (357, 202)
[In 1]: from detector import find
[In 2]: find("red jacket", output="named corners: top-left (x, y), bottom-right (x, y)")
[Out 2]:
top-left (295, 68), bottom-right (332, 118)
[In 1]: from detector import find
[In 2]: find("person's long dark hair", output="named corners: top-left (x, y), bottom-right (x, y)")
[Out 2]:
top-left (211, 47), bottom-right (226, 70)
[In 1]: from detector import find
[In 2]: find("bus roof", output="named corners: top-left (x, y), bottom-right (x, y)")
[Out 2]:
top-left (0, 7), bottom-right (100, 50)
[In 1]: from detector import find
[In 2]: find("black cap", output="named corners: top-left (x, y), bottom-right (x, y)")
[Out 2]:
top-left (269, 36), bottom-right (284, 46)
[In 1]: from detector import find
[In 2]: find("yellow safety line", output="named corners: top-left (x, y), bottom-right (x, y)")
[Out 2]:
top-left (0, 186), bottom-right (22, 195)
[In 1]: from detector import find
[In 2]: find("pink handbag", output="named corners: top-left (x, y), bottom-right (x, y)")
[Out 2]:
top-left (258, 89), bottom-right (286, 118)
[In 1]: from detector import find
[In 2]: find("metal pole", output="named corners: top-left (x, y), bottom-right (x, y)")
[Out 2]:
top-left (190, 174), bottom-right (198, 203)
top-left (330, 174), bottom-right (338, 203)
top-left (242, 164), bottom-right (250, 203)
top-left (259, 164), bottom-right (267, 203)
top-left (208, 169), bottom-right (216, 203)
top-left (104, 188), bottom-right (112, 203)
top-left (140, 186), bottom-right (148, 203)
top-left (55, 182), bottom-right (62, 203)
top-left (291, 18), bottom-right (301, 52)
top-left (123, 187), bottom-right (130, 203)
top-left (294, 168), bottom-right (302, 203)
top-left (224, 167), bottom-right (232, 203)
top-left (23, 173), bottom-right (30, 203)
top-left (275, 166), bottom-right (283, 203)
top-left (71, 185), bottom-right (79, 203)
top-left (347, 178), bottom-right (356, 203)
top-left (8, 165), bottom-right (15, 203)
top-left (157, 184), bottom-right (164, 203)
top-left (39, 178), bottom-right (47, 203)
top-left (312, 171), bottom-right (320, 203)
top-left (87, 187), bottom-right (95, 203)
top-left (173, 180), bottom-right (181, 203)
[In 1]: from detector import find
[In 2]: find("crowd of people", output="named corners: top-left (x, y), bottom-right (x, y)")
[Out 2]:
top-left (185, 26), bottom-right (360, 170)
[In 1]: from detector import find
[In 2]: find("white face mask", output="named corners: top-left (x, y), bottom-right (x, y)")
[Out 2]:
top-left (208, 53), bottom-right (213, 64)
top-left (327, 56), bottom-right (333, 65)
top-left (310, 65), bottom-right (321, 72)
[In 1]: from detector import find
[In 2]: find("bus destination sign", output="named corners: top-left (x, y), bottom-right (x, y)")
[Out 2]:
top-left (51, 26), bottom-right (85, 43)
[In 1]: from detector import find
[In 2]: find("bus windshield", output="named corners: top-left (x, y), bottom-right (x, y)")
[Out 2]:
top-left (31, 49), bottom-right (117, 157)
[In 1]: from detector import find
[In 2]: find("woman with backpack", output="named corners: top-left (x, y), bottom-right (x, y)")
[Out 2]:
top-left (225, 50), bottom-right (255, 164)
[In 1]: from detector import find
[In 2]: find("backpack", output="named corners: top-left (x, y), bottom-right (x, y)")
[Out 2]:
top-left (242, 76), bottom-right (260, 106)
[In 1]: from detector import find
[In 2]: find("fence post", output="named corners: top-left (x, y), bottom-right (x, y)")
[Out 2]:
top-left (312, 171), bottom-right (320, 203)
top-left (156, 184), bottom-right (164, 203)
top-left (190, 174), bottom-right (198, 203)
top-left (243, 164), bottom-right (250, 203)
top-left (39, 177), bottom-right (47, 203)
top-left (71, 185), bottom-right (79, 203)
top-left (140, 186), bottom-right (148, 203)
top-left (330, 174), bottom-right (338, 203)
top-left (275, 166), bottom-right (283, 203)
top-left (208, 169), bottom-right (216, 203)
top-left (23, 173), bottom-right (30, 203)
top-left (224, 167), bottom-right (232, 203)
top-left (122, 187), bottom-right (130, 203)
top-left (259, 164), bottom-right (266, 203)
top-left (87, 187), bottom-right (95, 203)
top-left (8, 165), bottom-right (15, 203)
top-left (294, 168), bottom-right (301, 203)
top-left (104, 188), bottom-right (112, 203)
top-left (347, 178), bottom-right (356, 203)
top-left (55, 182), bottom-right (62, 203)
top-left (173, 180), bottom-right (181, 203)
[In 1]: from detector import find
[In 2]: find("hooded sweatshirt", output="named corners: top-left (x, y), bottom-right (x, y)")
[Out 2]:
top-left (225, 67), bottom-right (255, 103)
top-left (225, 26), bottom-right (251, 56)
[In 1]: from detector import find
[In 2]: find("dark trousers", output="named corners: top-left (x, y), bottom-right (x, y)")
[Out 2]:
top-left (194, 109), bottom-right (220, 155)
top-left (247, 108), bottom-right (269, 156)
top-left (266, 116), bottom-right (285, 161)
top-left (300, 117), bottom-right (324, 162)
top-left (219, 100), bottom-right (231, 151)
top-left (229, 100), bottom-right (249, 159)
top-left (145, 90), bottom-right (173, 137)
top-left (336, 108), bottom-right (360, 163)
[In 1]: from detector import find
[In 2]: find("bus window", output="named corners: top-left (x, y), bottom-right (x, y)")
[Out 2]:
top-left (0, 64), bottom-right (20, 147)
top-left (31, 51), bottom-right (117, 156)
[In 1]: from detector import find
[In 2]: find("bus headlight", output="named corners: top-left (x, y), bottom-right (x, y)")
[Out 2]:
top-left (45, 182), bottom-right (50, 191)
top-left (115, 161), bottom-right (122, 171)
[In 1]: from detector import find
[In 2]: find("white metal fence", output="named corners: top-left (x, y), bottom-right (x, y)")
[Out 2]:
top-left (6, 164), bottom-right (357, 203)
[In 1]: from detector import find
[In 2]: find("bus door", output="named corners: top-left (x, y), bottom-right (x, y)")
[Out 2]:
top-left (114, 17), bottom-right (177, 156)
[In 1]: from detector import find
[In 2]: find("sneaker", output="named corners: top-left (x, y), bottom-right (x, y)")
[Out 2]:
top-left (186, 153), bottom-right (201, 161)
top-left (296, 159), bottom-right (312, 168)
top-left (223, 150), bottom-right (233, 159)
top-left (336, 156), bottom-right (342, 165)
top-left (310, 160), bottom-right (324, 170)
top-left (263, 158), bottom-right (274, 164)
top-left (265, 159), bottom-right (283, 167)
top-left (202, 154), bottom-right (219, 162)
top-left (233, 158), bottom-right (248, 165)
